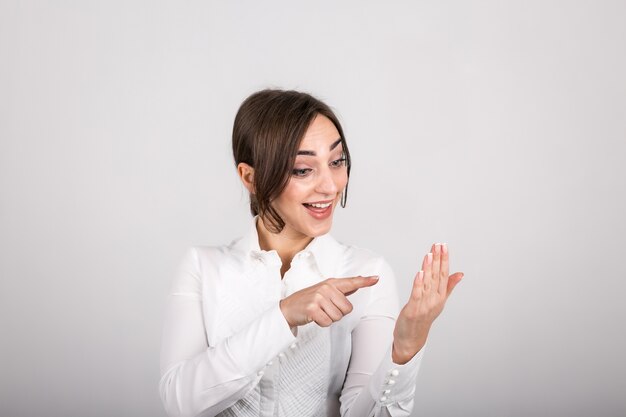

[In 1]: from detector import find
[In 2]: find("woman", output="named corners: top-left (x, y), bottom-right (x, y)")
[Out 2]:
top-left (159, 89), bottom-right (464, 417)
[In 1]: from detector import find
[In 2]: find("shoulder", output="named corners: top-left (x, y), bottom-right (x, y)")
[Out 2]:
top-left (182, 241), bottom-right (246, 273)
top-left (170, 242), bottom-right (248, 294)
top-left (332, 238), bottom-right (394, 278)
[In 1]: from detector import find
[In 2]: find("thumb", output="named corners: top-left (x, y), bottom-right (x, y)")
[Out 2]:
top-left (446, 272), bottom-right (464, 298)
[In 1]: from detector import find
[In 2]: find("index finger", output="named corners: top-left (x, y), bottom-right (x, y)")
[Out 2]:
top-left (333, 275), bottom-right (380, 295)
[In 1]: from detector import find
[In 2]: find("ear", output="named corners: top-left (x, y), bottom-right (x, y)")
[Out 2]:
top-left (237, 162), bottom-right (255, 194)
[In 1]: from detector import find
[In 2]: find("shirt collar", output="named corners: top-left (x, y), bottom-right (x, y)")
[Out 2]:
top-left (230, 216), bottom-right (344, 278)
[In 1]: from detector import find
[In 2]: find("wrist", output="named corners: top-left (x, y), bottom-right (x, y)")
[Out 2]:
top-left (392, 342), bottom-right (422, 364)
top-left (279, 299), bottom-right (294, 328)
top-left (392, 327), bottom-right (429, 364)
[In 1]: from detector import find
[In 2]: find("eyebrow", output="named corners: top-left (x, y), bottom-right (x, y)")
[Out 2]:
top-left (297, 138), bottom-right (343, 156)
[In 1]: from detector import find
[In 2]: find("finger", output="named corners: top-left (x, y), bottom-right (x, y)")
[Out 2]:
top-left (329, 288), bottom-right (354, 315)
top-left (432, 243), bottom-right (442, 294)
top-left (429, 243), bottom-right (436, 274)
top-left (439, 243), bottom-right (449, 295)
top-left (446, 272), bottom-right (464, 298)
top-left (410, 270), bottom-right (425, 301)
top-left (334, 276), bottom-right (379, 295)
top-left (319, 297), bottom-right (344, 322)
top-left (422, 252), bottom-right (433, 292)
top-left (312, 310), bottom-right (333, 327)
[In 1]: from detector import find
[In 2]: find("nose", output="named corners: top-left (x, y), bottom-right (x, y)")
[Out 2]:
top-left (316, 166), bottom-right (339, 197)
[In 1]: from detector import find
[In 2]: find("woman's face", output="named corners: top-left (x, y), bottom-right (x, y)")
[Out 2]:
top-left (271, 114), bottom-right (348, 239)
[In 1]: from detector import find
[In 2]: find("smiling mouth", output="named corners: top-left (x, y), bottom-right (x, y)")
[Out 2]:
top-left (303, 201), bottom-right (332, 209)
top-left (302, 199), bottom-right (334, 218)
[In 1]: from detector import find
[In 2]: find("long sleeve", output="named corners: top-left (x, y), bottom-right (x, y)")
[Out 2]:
top-left (339, 259), bottom-right (424, 417)
top-left (159, 248), bottom-right (297, 417)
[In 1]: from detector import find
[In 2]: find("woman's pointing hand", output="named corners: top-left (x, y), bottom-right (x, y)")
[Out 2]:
top-left (279, 276), bottom-right (379, 328)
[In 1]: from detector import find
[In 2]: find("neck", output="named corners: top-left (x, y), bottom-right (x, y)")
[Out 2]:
top-left (256, 217), bottom-right (313, 277)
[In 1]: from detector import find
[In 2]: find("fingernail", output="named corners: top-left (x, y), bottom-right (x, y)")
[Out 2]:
top-left (427, 253), bottom-right (433, 264)
top-left (442, 243), bottom-right (448, 254)
top-left (371, 275), bottom-right (379, 280)
top-left (435, 244), bottom-right (441, 255)
top-left (418, 270), bottom-right (424, 281)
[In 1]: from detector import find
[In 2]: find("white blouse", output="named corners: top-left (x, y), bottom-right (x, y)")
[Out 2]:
top-left (159, 217), bottom-right (424, 417)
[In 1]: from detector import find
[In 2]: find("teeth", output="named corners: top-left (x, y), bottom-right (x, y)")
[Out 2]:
top-left (306, 202), bottom-right (331, 208)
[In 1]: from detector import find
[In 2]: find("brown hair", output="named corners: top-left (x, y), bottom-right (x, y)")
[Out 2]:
top-left (232, 89), bottom-right (351, 233)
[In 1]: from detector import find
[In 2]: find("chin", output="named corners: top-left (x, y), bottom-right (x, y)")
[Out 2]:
top-left (303, 218), bottom-right (333, 238)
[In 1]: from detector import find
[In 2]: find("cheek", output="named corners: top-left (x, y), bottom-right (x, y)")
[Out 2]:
top-left (276, 181), bottom-right (308, 207)
top-left (336, 170), bottom-right (349, 189)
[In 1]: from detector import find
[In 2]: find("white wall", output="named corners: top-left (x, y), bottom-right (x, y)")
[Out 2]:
top-left (1, 1), bottom-right (625, 416)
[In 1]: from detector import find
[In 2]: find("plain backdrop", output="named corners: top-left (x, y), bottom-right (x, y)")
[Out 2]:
top-left (1, 1), bottom-right (625, 416)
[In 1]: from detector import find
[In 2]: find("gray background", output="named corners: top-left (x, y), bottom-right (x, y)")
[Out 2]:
top-left (1, 1), bottom-right (625, 416)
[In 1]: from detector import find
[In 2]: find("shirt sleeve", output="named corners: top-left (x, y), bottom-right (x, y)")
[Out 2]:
top-left (159, 247), bottom-right (297, 417)
top-left (339, 258), bottom-right (425, 417)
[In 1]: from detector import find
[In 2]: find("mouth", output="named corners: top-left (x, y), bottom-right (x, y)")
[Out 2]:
top-left (302, 199), bottom-right (334, 220)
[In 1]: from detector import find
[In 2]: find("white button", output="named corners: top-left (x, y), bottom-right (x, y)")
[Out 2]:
top-left (384, 389), bottom-right (391, 394)
top-left (257, 370), bottom-right (264, 376)
top-left (387, 379), bottom-right (396, 385)
top-left (380, 396), bottom-right (387, 402)
top-left (290, 342), bottom-right (297, 349)
top-left (267, 361), bottom-right (273, 366)
top-left (390, 369), bottom-right (399, 376)
top-left (278, 352), bottom-right (285, 358)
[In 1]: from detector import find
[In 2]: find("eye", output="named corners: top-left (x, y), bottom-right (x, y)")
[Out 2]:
top-left (329, 158), bottom-right (347, 168)
top-left (292, 168), bottom-right (312, 177)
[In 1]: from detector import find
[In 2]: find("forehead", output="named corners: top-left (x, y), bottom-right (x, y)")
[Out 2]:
top-left (298, 115), bottom-right (341, 150)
